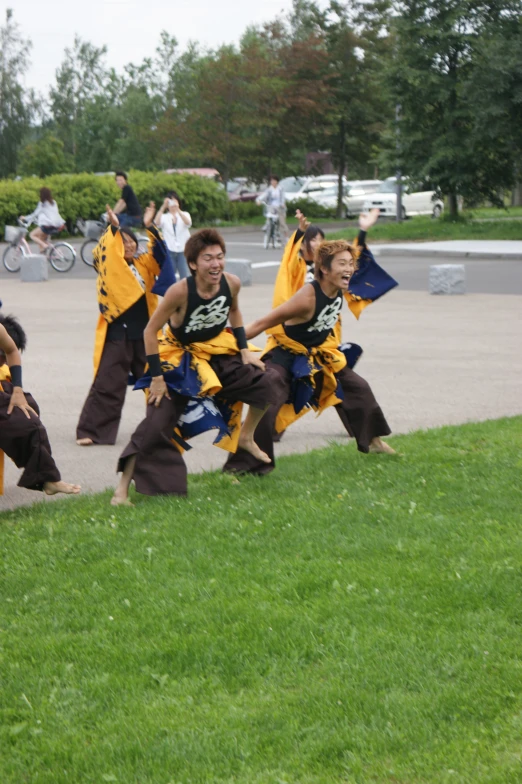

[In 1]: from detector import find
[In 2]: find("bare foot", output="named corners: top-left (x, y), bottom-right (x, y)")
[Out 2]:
top-left (110, 493), bottom-right (134, 507)
top-left (238, 434), bottom-right (271, 464)
top-left (369, 438), bottom-right (396, 455)
top-left (76, 438), bottom-right (94, 446)
top-left (44, 481), bottom-right (81, 496)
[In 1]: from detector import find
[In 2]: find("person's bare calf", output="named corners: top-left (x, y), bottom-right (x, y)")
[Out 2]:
top-left (369, 437), bottom-right (396, 455)
top-left (44, 481), bottom-right (81, 495)
top-left (111, 455), bottom-right (136, 506)
top-left (30, 228), bottom-right (49, 253)
top-left (238, 405), bottom-right (271, 463)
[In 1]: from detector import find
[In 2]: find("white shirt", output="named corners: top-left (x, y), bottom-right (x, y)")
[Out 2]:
top-left (159, 211), bottom-right (192, 253)
top-left (260, 185), bottom-right (285, 210)
top-left (25, 200), bottom-right (65, 228)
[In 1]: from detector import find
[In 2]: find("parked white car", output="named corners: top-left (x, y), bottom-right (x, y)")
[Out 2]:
top-left (291, 175), bottom-right (350, 201)
top-left (345, 180), bottom-right (383, 216)
top-left (363, 178), bottom-right (444, 219)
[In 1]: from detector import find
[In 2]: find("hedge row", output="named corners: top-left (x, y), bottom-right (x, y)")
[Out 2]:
top-left (0, 171), bottom-right (229, 238)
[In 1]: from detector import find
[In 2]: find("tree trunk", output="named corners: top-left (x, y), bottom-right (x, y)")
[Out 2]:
top-left (448, 190), bottom-right (459, 220)
top-left (512, 181), bottom-right (522, 207)
top-left (336, 119), bottom-right (346, 220)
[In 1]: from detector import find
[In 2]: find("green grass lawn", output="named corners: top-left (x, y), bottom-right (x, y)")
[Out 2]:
top-left (330, 215), bottom-right (522, 243)
top-left (2, 417), bottom-right (522, 783)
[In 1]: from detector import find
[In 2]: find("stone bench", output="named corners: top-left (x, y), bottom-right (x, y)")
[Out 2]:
top-left (226, 259), bottom-right (252, 287)
top-left (429, 264), bottom-right (465, 295)
top-left (20, 254), bottom-right (48, 282)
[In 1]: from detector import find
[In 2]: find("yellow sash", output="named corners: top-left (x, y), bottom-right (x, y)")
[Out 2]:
top-left (158, 328), bottom-right (260, 453)
top-left (262, 331), bottom-right (347, 433)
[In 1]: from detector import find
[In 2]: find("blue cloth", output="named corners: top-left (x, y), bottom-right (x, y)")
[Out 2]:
top-left (118, 214), bottom-right (141, 229)
top-left (349, 246), bottom-right (398, 302)
top-left (134, 353), bottom-right (234, 451)
top-left (150, 232), bottom-right (176, 296)
top-left (286, 342), bottom-right (363, 415)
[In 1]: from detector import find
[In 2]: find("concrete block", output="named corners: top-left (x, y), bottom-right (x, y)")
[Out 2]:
top-left (20, 254), bottom-right (48, 282)
top-left (429, 264), bottom-right (465, 295)
top-left (226, 259), bottom-right (252, 287)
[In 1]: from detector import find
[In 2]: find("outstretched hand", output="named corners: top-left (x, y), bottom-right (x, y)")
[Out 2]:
top-left (143, 201), bottom-right (156, 228)
top-left (106, 204), bottom-right (119, 227)
top-left (359, 208), bottom-right (380, 232)
top-left (295, 209), bottom-right (310, 233)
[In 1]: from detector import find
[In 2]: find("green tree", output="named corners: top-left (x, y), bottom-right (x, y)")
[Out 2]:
top-left (0, 8), bottom-right (33, 177)
top-left (49, 36), bottom-right (110, 163)
top-left (18, 133), bottom-right (71, 177)
top-left (389, 0), bottom-right (521, 218)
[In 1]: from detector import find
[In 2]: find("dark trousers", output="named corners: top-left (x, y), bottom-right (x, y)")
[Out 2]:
top-left (76, 338), bottom-right (146, 445)
top-left (0, 385), bottom-right (61, 491)
top-left (118, 354), bottom-right (286, 497)
top-left (223, 360), bottom-right (391, 475)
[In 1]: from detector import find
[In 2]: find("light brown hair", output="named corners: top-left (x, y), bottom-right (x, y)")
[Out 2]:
top-left (314, 239), bottom-right (357, 280)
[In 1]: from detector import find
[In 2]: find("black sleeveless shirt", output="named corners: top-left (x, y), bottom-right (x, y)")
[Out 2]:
top-left (283, 280), bottom-right (343, 348)
top-left (170, 274), bottom-right (233, 345)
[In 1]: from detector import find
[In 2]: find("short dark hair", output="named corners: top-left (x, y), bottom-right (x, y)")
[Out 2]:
top-left (40, 187), bottom-right (53, 204)
top-left (185, 229), bottom-right (226, 274)
top-left (314, 239), bottom-right (357, 280)
top-left (0, 313), bottom-right (28, 352)
top-left (119, 226), bottom-right (138, 249)
top-left (302, 224), bottom-right (325, 259)
top-left (115, 171), bottom-right (128, 181)
top-left (270, 175), bottom-right (280, 183)
top-left (167, 190), bottom-right (184, 209)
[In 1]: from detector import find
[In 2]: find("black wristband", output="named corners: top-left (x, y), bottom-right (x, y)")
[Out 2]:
top-left (357, 229), bottom-right (367, 247)
top-left (233, 326), bottom-right (248, 350)
top-left (10, 365), bottom-right (22, 387)
top-left (146, 354), bottom-right (162, 377)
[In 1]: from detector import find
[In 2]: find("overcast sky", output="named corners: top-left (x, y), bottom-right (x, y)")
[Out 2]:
top-left (9, 0), bottom-right (307, 95)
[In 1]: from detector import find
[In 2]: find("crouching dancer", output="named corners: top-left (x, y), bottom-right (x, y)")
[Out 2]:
top-left (223, 238), bottom-right (394, 475)
top-left (112, 229), bottom-right (285, 505)
top-left (0, 314), bottom-right (80, 496)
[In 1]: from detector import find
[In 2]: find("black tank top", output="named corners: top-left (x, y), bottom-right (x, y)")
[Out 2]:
top-left (170, 274), bottom-right (233, 345)
top-left (283, 280), bottom-right (343, 348)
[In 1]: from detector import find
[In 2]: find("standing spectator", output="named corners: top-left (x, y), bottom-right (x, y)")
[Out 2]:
top-left (113, 172), bottom-right (142, 228)
top-left (20, 188), bottom-right (66, 252)
top-left (257, 175), bottom-right (288, 239)
top-left (154, 191), bottom-right (191, 279)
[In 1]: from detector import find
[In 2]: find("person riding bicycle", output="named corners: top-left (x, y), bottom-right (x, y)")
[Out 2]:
top-left (257, 175), bottom-right (288, 241)
top-left (20, 187), bottom-right (65, 253)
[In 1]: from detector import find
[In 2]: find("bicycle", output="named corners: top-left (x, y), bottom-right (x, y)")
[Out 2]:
top-left (263, 209), bottom-right (281, 250)
top-left (76, 215), bottom-right (150, 267)
top-left (3, 220), bottom-right (76, 273)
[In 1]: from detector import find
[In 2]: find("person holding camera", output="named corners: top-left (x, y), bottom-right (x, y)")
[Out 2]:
top-left (154, 191), bottom-right (191, 279)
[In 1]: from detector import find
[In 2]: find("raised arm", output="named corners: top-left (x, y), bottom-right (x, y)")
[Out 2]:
top-left (154, 198), bottom-right (169, 225)
top-left (245, 285), bottom-right (314, 340)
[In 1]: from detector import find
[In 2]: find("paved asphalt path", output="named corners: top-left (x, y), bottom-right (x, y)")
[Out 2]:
top-left (1, 227), bottom-right (521, 294)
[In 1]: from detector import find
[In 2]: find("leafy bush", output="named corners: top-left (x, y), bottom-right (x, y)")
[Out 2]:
top-left (227, 201), bottom-right (262, 222)
top-left (285, 197), bottom-right (337, 219)
top-left (0, 171), bottom-right (229, 238)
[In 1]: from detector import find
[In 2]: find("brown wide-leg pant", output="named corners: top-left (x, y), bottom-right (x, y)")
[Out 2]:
top-left (117, 354), bottom-right (287, 497)
top-left (223, 358), bottom-right (391, 475)
top-left (0, 385), bottom-right (61, 490)
top-left (76, 338), bottom-right (146, 445)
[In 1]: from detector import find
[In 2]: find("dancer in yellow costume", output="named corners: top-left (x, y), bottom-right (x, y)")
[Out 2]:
top-left (0, 314), bottom-right (80, 496)
top-left (223, 214), bottom-right (397, 476)
top-left (76, 202), bottom-right (175, 446)
top-left (111, 228), bottom-right (286, 505)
